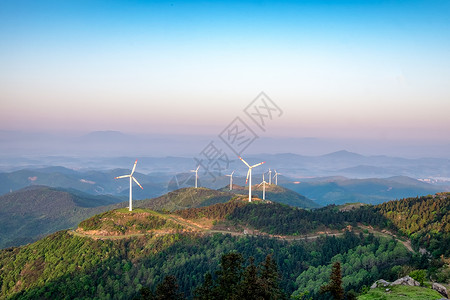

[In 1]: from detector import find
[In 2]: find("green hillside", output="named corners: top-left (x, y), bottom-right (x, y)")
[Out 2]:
top-left (77, 208), bottom-right (186, 236)
top-left (136, 187), bottom-right (235, 211)
top-left (0, 228), bottom-right (411, 299)
top-left (1, 192), bottom-right (449, 299)
top-left (0, 186), bottom-right (123, 248)
top-left (375, 192), bottom-right (450, 257)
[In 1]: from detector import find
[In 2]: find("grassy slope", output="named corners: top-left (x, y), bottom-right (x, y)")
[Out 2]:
top-left (136, 187), bottom-right (235, 211)
top-left (77, 208), bottom-right (186, 235)
top-left (358, 285), bottom-right (443, 300)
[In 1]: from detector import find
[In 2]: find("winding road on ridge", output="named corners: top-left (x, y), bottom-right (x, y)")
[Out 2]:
top-left (70, 214), bottom-right (415, 253)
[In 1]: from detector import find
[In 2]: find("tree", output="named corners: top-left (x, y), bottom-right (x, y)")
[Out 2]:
top-left (214, 252), bottom-right (244, 300)
top-left (237, 257), bottom-right (263, 299)
top-left (194, 272), bottom-right (215, 300)
top-left (155, 275), bottom-right (184, 300)
top-left (409, 269), bottom-right (426, 286)
top-left (137, 287), bottom-right (153, 300)
top-left (259, 254), bottom-right (285, 299)
top-left (320, 261), bottom-right (344, 300)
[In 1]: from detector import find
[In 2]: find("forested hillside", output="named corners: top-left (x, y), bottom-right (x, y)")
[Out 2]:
top-left (0, 230), bottom-right (411, 299)
top-left (0, 186), bottom-right (124, 248)
top-left (375, 192), bottom-right (450, 257)
top-left (1, 193), bottom-right (449, 299)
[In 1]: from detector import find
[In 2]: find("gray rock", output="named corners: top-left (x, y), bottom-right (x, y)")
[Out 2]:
top-left (391, 276), bottom-right (420, 287)
top-left (370, 279), bottom-right (391, 288)
top-left (433, 282), bottom-right (448, 298)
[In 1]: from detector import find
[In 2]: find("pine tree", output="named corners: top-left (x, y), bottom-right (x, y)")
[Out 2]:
top-left (237, 257), bottom-right (263, 299)
top-left (194, 272), bottom-right (215, 300)
top-left (214, 252), bottom-right (244, 300)
top-left (155, 275), bottom-right (184, 300)
top-left (260, 254), bottom-right (286, 300)
top-left (320, 261), bottom-right (344, 300)
top-left (137, 287), bottom-right (153, 300)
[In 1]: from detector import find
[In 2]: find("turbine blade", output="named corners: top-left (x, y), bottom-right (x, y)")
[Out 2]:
top-left (251, 161), bottom-right (265, 168)
top-left (196, 165), bottom-right (200, 171)
top-left (132, 177), bottom-right (143, 189)
top-left (115, 175), bottom-right (130, 179)
top-left (231, 170), bottom-right (235, 175)
top-left (245, 169), bottom-right (250, 184)
top-left (238, 156), bottom-right (250, 168)
top-left (131, 160), bottom-right (137, 175)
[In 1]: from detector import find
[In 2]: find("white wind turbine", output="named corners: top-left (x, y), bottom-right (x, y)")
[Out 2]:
top-left (115, 160), bottom-right (143, 212)
top-left (226, 170), bottom-right (235, 190)
top-left (258, 173), bottom-right (269, 200)
top-left (239, 156), bottom-right (265, 202)
top-left (191, 165), bottom-right (200, 188)
top-left (273, 170), bottom-right (281, 185)
top-left (268, 169), bottom-right (272, 185)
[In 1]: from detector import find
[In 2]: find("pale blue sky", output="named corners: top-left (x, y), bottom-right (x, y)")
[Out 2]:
top-left (0, 0), bottom-right (449, 141)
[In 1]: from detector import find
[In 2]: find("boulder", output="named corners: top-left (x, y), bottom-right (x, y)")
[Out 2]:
top-left (391, 276), bottom-right (420, 286)
top-left (433, 282), bottom-right (448, 298)
top-left (370, 279), bottom-right (390, 288)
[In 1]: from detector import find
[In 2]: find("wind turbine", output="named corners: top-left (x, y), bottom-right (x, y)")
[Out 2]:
top-left (268, 169), bottom-right (272, 185)
top-left (258, 173), bottom-right (269, 200)
top-left (239, 156), bottom-right (265, 202)
top-left (115, 160), bottom-right (143, 211)
top-left (226, 170), bottom-right (235, 190)
top-left (191, 165), bottom-right (200, 188)
top-left (273, 170), bottom-right (281, 185)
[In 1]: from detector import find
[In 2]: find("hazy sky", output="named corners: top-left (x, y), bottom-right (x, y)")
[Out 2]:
top-left (1, 0), bottom-right (449, 142)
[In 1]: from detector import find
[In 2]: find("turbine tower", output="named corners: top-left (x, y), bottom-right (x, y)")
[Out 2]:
top-left (115, 160), bottom-right (143, 211)
top-left (273, 170), bottom-right (281, 185)
top-left (259, 173), bottom-right (269, 200)
top-left (268, 169), bottom-right (272, 185)
top-left (239, 156), bottom-right (265, 202)
top-left (191, 165), bottom-right (200, 188)
top-left (226, 170), bottom-right (235, 190)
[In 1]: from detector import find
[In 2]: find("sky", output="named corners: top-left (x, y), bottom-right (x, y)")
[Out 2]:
top-left (1, 0), bottom-right (449, 145)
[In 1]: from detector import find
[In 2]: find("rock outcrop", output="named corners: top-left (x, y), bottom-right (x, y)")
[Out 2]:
top-left (370, 276), bottom-right (420, 289)
top-left (370, 279), bottom-right (390, 288)
top-left (391, 276), bottom-right (420, 287)
top-left (433, 282), bottom-right (448, 298)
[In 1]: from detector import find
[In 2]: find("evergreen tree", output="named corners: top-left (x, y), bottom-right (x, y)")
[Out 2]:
top-left (260, 254), bottom-right (285, 299)
top-left (214, 252), bottom-right (244, 300)
top-left (237, 257), bottom-right (263, 299)
top-left (194, 272), bottom-right (215, 300)
top-left (137, 287), bottom-right (153, 300)
top-left (320, 261), bottom-right (344, 300)
top-left (155, 275), bottom-right (184, 300)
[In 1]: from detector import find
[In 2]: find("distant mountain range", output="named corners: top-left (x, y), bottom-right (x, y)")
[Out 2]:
top-left (2, 149), bottom-right (449, 181)
top-left (283, 175), bottom-right (444, 205)
top-left (1, 157), bottom-right (447, 207)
